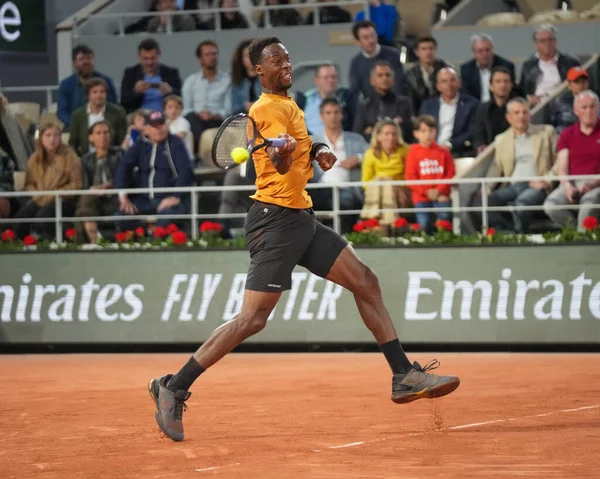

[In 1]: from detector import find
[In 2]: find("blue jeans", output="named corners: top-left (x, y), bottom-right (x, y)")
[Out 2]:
top-left (484, 183), bottom-right (547, 233)
top-left (113, 195), bottom-right (189, 231)
top-left (414, 200), bottom-right (452, 234)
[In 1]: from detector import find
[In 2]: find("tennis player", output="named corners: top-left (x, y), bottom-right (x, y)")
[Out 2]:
top-left (149, 37), bottom-right (460, 442)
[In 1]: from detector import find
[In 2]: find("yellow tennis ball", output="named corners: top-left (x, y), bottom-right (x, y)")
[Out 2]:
top-left (231, 147), bottom-right (250, 164)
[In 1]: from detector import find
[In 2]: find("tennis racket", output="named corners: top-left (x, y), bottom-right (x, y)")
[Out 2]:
top-left (211, 113), bottom-right (286, 171)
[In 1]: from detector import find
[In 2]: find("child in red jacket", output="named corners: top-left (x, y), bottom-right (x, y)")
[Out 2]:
top-left (405, 115), bottom-right (456, 233)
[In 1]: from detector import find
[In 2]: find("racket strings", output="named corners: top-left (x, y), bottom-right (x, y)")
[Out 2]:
top-left (213, 115), bottom-right (253, 169)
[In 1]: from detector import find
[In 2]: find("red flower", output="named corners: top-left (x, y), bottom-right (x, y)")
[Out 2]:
top-left (485, 227), bottom-right (496, 237)
top-left (153, 226), bottom-right (167, 238)
top-left (1, 229), bottom-right (16, 242)
top-left (212, 222), bottom-right (223, 233)
top-left (23, 235), bottom-right (36, 246)
top-left (394, 217), bottom-right (409, 229)
top-left (582, 216), bottom-right (599, 231)
top-left (171, 230), bottom-right (188, 245)
top-left (363, 218), bottom-right (380, 229)
top-left (166, 223), bottom-right (179, 234)
top-left (435, 219), bottom-right (453, 231)
top-left (352, 222), bottom-right (366, 232)
top-left (410, 223), bottom-right (421, 231)
top-left (115, 232), bottom-right (127, 243)
top-left (65, 228), bottom-right (77, 240)
top-left (135, 226), bottom-right (146, 237)
top-left (200, 221), bottom-right (214, 233)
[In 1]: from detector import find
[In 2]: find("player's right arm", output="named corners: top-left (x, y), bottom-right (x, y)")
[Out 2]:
top-left (267, 133), bottom-right (296, 175)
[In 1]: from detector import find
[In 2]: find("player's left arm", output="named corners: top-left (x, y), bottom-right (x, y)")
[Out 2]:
top-left (311, 142), bottom-right (337, 172)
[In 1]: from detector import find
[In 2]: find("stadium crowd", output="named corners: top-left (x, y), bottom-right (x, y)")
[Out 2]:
top-left (1, 5), bottom-right (600, 242)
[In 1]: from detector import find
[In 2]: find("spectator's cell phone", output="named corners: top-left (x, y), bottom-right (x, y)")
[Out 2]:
top-left (131, 129), bottom-right (139, 143)
top-left (149, 82), bottom-right (161, 88)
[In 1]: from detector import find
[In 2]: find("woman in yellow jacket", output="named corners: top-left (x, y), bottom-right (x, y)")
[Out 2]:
top-left (14, 121), bottom-right (82, 239)
top-left (360, 119), bottom-right (411, 225)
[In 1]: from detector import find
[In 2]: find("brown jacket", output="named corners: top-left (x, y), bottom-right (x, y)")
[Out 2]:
top-left (487, 124), bottom-right (558, 190)
top-left (24, 146), bottom-right (82, 206)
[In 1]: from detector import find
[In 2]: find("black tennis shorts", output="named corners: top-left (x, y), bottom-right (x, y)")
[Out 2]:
top-left (244, 200), bottom-right (348, 293)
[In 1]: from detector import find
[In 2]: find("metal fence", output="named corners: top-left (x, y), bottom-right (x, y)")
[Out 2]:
top-left (73, 1), bottom-right (368, 36)
top-left (1, 174), bottom-right (599, 244)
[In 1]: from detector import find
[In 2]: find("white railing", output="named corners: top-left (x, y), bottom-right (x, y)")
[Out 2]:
top-left (0, 85), bottom-right (58, 110)
top-left (73, 1), bottom-right (367, 36)
top-left (1, 174), bottom-right (599, 244)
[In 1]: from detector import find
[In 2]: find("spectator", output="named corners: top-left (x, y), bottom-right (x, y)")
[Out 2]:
top-left (74, 121), bottom-right (124, 243)
top-left (420, 67), bottom-right (478, 157)
top-left (164, 95), bottom-right (194, 158)
top-left (355, 0), bottom-right (398, 46)
top-left (305, 0), bottom-right (351, 25)
top-left (0, 92), bottom-right (33, 172)
top-left (69, 78), bottom-right (128, 156)
top-left (544, 90), bottom-right (600, 230)
top-left (405, 114), bottom-right (455, 234)
top-left (230, 39), bottom-right (261, 115)
top-left (258, 0), bottom-right (302, 27)
top-left (403, 37), bottom-right (447, 114)
top-left (520, 24), bottom-right (580, 107)
top-left (0, 147), bottom-right (15, 219)
top-left (295, 63), bottom-right (357, 135)
top-left (460, 33), bottom-right (515, 102)
top-left (14, 122), bottom-right (82, 239)
top-left (349, 20), bottom-right (404, 100)
top-left (360, 119), bottom-right (411, 226)
top-left (353, 61), bottom-right (413, 143)
top-left (122, 109), bottom-right (148, 150)
top-left (183, 0), bottom-right (215, 30)
top-left (472, 66), bottom-right (515, 154)
top-left (183, 40), bottom-right (231, 148)
top-left (219, 0), bottom-right (248, 29)
top-left (311, 98), bottom-right (369, 232)
top-left (120, 38), bottom-right (182, 114)
top-left (473, 98), bottom-right (557, 234)
top-left (57, 45), bottom-right (118, 129)
top-left (114, 111), bottom-right (195, 230)
top-left (147, 0), bottom-right (195, 32)
top-left (547, 66), bottom-right (589, 134)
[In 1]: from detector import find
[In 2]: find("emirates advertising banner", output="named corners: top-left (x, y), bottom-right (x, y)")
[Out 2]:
top-left (0, 246), bottom-right (599, 344)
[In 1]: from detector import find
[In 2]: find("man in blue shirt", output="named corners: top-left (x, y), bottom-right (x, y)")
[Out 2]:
top-left (57, 45), bottom-right (118, 129)
top-left (355, 0), bottom-right (398, 46)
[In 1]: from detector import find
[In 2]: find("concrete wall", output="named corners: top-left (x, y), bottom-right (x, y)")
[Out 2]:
top-left (78, 23), bottom-right (361, 94)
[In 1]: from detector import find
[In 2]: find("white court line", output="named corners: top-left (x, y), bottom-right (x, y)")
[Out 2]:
top-left (193, 404), bottom-right (600, 472)
top-left (323, 404), bottom-right (600, 451)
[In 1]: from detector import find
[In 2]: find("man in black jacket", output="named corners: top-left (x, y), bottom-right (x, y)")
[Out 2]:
top-left (472, 66), bottom-right (516, 154)
top-left (403, 36), bottom-right (447, 114)
top-left (120, 38), bottom-right (182, 114)
top-left (460, 33), bottom-right (515, 102)
top-left (519, 24), bottom-right (580, 107)
top-left (353, 61), bottom-right (414, 142)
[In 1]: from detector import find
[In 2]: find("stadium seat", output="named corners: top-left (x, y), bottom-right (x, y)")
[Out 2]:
top-left (476, 12), bottom-right (526, 26)
top-left (62, 132), bottom-right (70, 144)
top-left (528, 9), bottom-right (579, 23)
top-left (580, 3), bottom-right (600, 19)
top-left (8, 102), bottom-right (41, 125)
top-left (13, 172), bottom-right (26, 192)
top-left (198, 128), bottom-right (220, 166)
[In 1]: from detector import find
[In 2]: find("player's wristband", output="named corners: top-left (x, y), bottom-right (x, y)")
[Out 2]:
top-left (311, 142), bottom-right (329, 159)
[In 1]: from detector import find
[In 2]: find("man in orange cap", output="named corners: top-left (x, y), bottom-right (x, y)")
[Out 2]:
top-left (548, 66), bottom-right (590, 133)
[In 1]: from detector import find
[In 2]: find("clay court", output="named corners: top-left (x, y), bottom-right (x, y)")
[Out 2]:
top-left (1, 353), bottom-right (599, 478)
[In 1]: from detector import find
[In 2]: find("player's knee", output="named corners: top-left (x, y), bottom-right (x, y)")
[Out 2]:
top-left (238, 311), bottom-right (269, 336)
top-left (353, 264), bottom-right (381, 298)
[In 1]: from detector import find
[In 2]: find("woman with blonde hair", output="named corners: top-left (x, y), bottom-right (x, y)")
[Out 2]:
top-left (14, 121), bottom-right (82, 239)
top-left (360, 119), bottom-right (411, 226)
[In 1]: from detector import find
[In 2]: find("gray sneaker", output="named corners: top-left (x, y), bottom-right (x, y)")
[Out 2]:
top-left (391, 360), bottom-right (460, 404)
top-left (148, 374), bottom-right (191, 441)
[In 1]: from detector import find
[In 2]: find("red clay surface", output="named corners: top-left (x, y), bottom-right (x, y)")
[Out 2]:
top-left (1, 353), bottom-right (599, 478)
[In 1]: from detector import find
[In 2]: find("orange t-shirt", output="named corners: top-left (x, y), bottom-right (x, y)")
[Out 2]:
top-left (248, 93), bottom-right (313, 209)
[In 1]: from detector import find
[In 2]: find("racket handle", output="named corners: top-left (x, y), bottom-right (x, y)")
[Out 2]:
top-left (268, 138), bottom-right (287, 148)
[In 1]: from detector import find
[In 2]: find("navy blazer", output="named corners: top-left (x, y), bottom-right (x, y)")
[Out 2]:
top-left (120, 64), bottom-right (182, 114)
top-left (460, 55), bottom-right (515, 101)
top-left (419, 93), bottom-right (478, 156)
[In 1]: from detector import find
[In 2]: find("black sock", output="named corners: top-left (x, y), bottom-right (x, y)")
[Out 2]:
top-left (379, 339), bottom-right (413, 375)
top-left (167, 357), bottom-right (205, 392)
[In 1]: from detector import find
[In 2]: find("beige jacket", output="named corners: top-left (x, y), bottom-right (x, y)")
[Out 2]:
top-left (487, 124), bottom-right (558, 190)
top-left (25, 146), bottom-right (82, 206)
